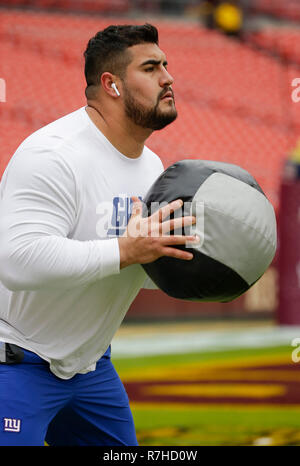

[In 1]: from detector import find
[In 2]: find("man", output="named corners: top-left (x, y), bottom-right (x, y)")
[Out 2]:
top-left (0, 24), bottom-right (197, 446)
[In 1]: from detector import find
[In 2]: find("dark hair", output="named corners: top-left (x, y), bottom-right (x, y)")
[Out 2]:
top-left (84, 23), bottom-right (159, 98)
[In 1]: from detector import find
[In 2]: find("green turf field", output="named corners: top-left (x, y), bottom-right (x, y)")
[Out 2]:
top-left (113, 345), bottom-right (300, 446)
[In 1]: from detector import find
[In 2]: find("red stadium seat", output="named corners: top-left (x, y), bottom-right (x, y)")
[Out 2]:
top-left (0, 8), bottom-right (299, 211)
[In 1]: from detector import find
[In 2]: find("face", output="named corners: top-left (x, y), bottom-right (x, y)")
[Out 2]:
top-left (121, 43), bottom-right (177, 130)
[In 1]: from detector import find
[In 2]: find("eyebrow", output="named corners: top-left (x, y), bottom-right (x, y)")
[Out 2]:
top-left (140, 59), bottom-right (168, 67)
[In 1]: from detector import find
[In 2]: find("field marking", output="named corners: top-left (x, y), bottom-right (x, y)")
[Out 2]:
top-left (112, 325), bottom-right (300, 358)
top-left (143, 383), bottom-right (286, 398)
top-left (131, 402), bottom-right (300, 411)
top-left (118, 353), bottom-right (291, 382)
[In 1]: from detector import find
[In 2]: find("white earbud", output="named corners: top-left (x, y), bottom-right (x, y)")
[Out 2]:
top-left (111, 82), bottom-right (120, 97)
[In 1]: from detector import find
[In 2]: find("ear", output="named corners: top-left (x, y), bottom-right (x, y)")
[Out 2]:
top-left (101, 72), bottom-right (120, 98)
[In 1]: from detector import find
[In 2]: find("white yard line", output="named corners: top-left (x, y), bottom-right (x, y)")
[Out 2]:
top-left (111, 325), bottom-right (300, 357)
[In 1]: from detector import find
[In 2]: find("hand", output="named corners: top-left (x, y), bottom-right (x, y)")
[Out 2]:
top-left (118, 196), bottom-right (198, 269)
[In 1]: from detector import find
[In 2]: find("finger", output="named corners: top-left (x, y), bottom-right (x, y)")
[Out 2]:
top-left (159, 235), bottom-right (199, 245)
top-left (151, 199), bottom-right (183, 223)
top-left (130, 196), bottom-right (143, 217)
top-left (161, 216), bottom-right (196, 234)
top-left (162, 247), bottom-right (194, 261)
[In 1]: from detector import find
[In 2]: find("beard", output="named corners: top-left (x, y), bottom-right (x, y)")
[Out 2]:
top-left (122, 85), bottom-right (178, 130)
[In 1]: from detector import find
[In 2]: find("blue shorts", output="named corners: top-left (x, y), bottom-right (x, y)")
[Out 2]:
top-left (0, 344), bottom-right (138, 446)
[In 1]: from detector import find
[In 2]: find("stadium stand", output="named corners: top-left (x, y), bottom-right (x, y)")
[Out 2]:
top-left (0, 0), bottom-right (130, 13)
top-left (247, 28), bottom-right (300, 66)
top-left (1, 8), bottom-right (298, 209)
top-left (251, 0), bottom-right (300, 22)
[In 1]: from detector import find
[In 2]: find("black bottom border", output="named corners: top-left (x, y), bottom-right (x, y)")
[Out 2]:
top-left (0, 445), bottom-right (295, 463)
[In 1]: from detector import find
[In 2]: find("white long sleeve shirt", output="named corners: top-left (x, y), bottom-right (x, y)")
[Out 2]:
top-left (0, 106), bottom-right (163, 379)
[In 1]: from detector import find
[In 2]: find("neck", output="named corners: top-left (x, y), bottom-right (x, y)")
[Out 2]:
top-left (85, 102), bottom-right (152, 159)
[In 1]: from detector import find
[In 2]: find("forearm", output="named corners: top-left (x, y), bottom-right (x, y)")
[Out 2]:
top-left (0, 149), bottom-right (122, 291)
top-left (0, 234), bottom-right (120, 291)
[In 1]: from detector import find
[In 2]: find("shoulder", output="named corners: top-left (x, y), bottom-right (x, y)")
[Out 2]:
top-left (4, 108), bottom-right (89, 181)
top-left (1, 140), bottom-right (79, 197)
top-left (16, 107), bottom-right (88, 156)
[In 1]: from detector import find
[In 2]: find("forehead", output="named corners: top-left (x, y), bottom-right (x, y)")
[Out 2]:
top-left (127, 43), bottom-right (167, 66)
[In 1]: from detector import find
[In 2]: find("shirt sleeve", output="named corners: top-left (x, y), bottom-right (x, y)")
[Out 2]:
top-left (0, 147), bottom-right (120, 291)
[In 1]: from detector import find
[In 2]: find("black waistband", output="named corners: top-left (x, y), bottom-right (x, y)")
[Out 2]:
top-left (0, 342), bottom-right (25, 364)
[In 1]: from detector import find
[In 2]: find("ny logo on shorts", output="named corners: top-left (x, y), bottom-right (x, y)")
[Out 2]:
top-left (3, 418), bottom-right (21, 432)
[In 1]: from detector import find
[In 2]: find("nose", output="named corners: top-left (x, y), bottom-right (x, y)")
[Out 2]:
top-left (160, 67), bottom-right (174, 88)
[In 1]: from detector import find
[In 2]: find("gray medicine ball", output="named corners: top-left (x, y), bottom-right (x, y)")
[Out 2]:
top-left (142, 160), bottom-right (277, 302)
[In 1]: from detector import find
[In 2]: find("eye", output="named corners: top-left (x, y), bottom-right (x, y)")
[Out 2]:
top-left (145, 67), bottom-right (154, 72)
